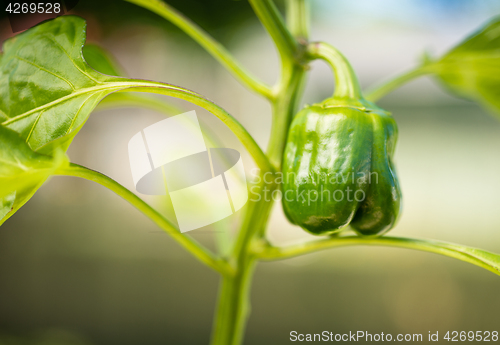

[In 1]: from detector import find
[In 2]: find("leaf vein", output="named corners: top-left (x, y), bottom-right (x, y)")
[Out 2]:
top-left (25, 109), bottom-right (45, 144)
top-left (1, 83), bottom-right (129, 125)
top-left (14, 55), bottom-right (76, 91)
top-left (41, 34), bottom-right (102, 85)
top-left (0, 157), bottom-right (30, 171)
top-left (66, 93), bottom-right (95, 135)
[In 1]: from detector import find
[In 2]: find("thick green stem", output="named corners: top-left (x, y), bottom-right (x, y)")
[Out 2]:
top-left (365, 65), bottom-right (434, 102)
top-left (265, 0), bottom-right (309, 169)
top-left (266, 64), bottom-right (307, 169)
top-left (211, 260), bottom-right (256, 345)
top-left (210, 180), bottom-right (274, 345)
top-left (286, 0), bottom-right (309, 41)
top-left (210, 3), bottom-right (308, 341)
top-left (209, 62), bottom-right (306, 345)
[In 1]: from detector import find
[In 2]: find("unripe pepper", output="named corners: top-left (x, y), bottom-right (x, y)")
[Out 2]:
top-left (281, 43), bottom-right (401, 237)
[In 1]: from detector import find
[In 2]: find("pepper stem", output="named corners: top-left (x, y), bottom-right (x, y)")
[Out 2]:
top-left (306, 42), bottom-right (363, 100)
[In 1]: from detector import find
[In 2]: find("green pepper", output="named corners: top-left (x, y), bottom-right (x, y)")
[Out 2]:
top-left (281, 96), bottom-right (401, 237)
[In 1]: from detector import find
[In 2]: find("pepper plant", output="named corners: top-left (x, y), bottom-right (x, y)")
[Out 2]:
top-left (1, 1), bottom-right (500, 344)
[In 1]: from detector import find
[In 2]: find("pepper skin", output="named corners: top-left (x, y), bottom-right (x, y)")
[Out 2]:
top-left (281, 99), bottom-right (401, 237)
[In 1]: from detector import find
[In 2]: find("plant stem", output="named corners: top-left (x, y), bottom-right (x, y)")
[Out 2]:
top-left (264, 0), bottom-right (309, 169)
top-left (306, 42), bottom-right (362, 100)
top-left (248, 0), bottom-right (299, 63)
top-left (97, 92), bottom-right (184, 114)
top-left (365, 65), bottom-right (434, 102)
top-left (286, 0), bottom-right (309, 41)
top-left (217, 179), bottom-right (274, 345)
top-left (56, 163), bottom-right (234, 276)
top-left (255, 235), bottom-right (500, 276)
top-left (123, 0), bottom-right (273, 99)
top-left (210, 180), bottom-right (274, 345)
top-left (210, 67), bottom-right (306, 345)
top-left (211, 260), bottom-right (257, 345)
top-left (105, 79), bottom-right (274, 173)
top-left (266, 64), bottom-right (307, 169)
top-left (96, 91), bottom-right (229, 162)
top-left (210, 2), bottom-right (309, 343)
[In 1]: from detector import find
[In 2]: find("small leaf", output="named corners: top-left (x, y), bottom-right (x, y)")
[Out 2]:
top-left (83, 43), bottom-right (126, 77)
top-left (0, 125), bottom-right (68, 225)
top-left (0, 15), bottom-right (122, 155)
top-left (433, 16), bottom-right (500, 116)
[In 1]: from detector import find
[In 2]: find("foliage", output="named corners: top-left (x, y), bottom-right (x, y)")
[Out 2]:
top-left (433, 16), bottom-right (500, 116)
top-left (0, 125), bottom-right (67, 224)
top-left (1, 3), bottom-right (500, 345)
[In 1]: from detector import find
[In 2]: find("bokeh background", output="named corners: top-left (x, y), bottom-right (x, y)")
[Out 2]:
top-left (1, 0), bottom-right (500, 344)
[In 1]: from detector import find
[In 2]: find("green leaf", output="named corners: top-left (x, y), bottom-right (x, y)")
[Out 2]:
top-left (0, 192), bottom-right (15, 220)
top-left (0, 125), bottom-right (68, 225)
top-left (433, 16), bottom-right (500, 116)
top-left (0, 15), bottom-right (272, 175)
top-left (0, 15), bottom-right (122, 155)
top-left (83, 43), bottom-right (126, 77)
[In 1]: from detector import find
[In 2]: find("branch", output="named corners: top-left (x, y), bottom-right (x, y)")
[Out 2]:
top-left (97, 92), bottom-right (228, 159)
top-left (97, 92), bottom-right (183, 114)
top-left (248, 0), bottom-right (298, 62)
top-left (56, 163), bottom-right (235, 276)
top-left (108, 79), bottom-right (274, 173)
top-left (124, 0), bottom-right (274, 99)
top-left (255, 235), bottom-right (500, 276)
top-left (286, 0), bottom-right (310, 41)
top-left (365, 65), bottom-right (434, 102)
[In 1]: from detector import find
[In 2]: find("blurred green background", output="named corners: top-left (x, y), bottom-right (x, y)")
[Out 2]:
top-left (1, 0), bottom-right (500, 344)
